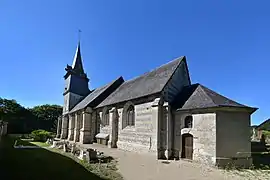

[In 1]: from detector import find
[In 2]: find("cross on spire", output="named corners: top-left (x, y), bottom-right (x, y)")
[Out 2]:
top-left (71, 30), bottom-right (84, 74)
top-left (78, 29), bottom-right (82, 43)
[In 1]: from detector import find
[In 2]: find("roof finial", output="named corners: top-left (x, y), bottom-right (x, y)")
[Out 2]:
top-left (78, 29), bottom-right (82, 44)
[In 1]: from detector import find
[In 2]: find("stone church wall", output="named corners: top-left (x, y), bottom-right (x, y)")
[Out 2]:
top-left (96, 100), bottom-right (158, 153)
top-left (117, 101), bottom-right (157, 153)
top-left (174, 112), bottom-right (217, 165)
top-left (97, 111), bottom-right (110, 135)
top-left (63, 92), bottom-right (84, 114)
top-left (216, 111), bottom-right (252, 167)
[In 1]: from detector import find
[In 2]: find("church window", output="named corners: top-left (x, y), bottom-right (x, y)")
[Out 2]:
top-left (184, 115), bottom-right (193, 128)
top-left (126, 105), bottom-right (135, 126)
top-left (103, 109), bottom-right (110, 126)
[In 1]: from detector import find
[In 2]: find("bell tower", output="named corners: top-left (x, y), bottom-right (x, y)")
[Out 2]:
top-left (63, 41), bottom-right (90, 114)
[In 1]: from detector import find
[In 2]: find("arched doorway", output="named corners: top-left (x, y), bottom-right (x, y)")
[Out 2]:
top-left (181, 133), bottom-right (193, 160)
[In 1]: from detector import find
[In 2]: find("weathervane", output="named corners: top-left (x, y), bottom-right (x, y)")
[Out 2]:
top-left (78, 29), bottom-right (82, 42)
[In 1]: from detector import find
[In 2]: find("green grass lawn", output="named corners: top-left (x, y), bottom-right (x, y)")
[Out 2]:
top-left (0, 137), bottom-right (119, 180)
top-left (31, 141), bottom-right (50, 147)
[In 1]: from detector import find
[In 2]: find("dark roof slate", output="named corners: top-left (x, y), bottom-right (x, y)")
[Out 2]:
top-left (71, 42), bottom-right (85, 74)
top-left (172, 83), bottom-right (256, 112)
top-left (97, 56), bottom-right (184, 108)
top-left (256, 119), bottom-right (270, 130)
top-left (69, 77), bottom-right (124, 113)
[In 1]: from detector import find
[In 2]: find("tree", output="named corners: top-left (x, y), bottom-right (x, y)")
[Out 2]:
top-left (0, 97), bottom-right (34, 133)
top-left (0, 97), bottom-right (63, 134)
top-left (30, 104), bottom-right (62, 132)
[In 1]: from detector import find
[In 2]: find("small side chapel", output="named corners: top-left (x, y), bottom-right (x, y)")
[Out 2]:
top-left (56, 42), bottom-right (257, 167)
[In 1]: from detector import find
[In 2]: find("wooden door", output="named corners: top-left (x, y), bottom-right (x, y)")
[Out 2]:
top-left (181, 134), bottom-right (193, 160)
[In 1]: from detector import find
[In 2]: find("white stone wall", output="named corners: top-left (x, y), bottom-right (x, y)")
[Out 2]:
top-left (118, 102), bottom-right (156, 153)
top-left (192, 113), bottom-right (216, 165)
top-left (174, 112), bottom-right (217, 165)
top-left (98, 111), bottom-right (111, 135)
top-left (98, 101), bottom-right (158, 153)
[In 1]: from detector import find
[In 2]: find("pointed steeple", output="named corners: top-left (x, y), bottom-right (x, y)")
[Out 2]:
top-left (71, 41), bottom-right (85, 74)
top-left (62, 39), bottom-right (90, 112)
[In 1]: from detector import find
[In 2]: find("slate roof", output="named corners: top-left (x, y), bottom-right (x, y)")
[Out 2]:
top-left (256, 119), bottom-right (270, 130)
top-left (71, 42), bottom-right (85, 74)
top-left (172, 83), bottom-right (257, 112)
top-left (69, 77), bottom-right (124, 113)
top-left (97, 56), bottom-right (185, 108)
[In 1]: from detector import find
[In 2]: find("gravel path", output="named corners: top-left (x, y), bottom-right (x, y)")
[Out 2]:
top-left (79, 143), bottom-right (269, 180)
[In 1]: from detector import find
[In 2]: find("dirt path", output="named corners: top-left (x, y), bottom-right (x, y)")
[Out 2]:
top-left (79, 144), bottom-right (268, 180)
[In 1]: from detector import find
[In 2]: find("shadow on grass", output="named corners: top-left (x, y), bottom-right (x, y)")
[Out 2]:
top-left (0, 137), bottom-right (105, 180)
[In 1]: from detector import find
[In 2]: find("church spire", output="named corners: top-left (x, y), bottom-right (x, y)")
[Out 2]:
top-left (71, 41), bottom-right (84, 74)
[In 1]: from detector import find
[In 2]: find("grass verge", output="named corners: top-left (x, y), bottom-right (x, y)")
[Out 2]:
top-left (33, 140), bottom-right (123, 180)
top-left (0, 137), bottom-right (123, 180)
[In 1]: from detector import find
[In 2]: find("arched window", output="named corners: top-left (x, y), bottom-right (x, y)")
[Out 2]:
top-left (127, 105), bottom-right (135, 126)
top-left (184, 115), bottom-right (193, 128)
top-left (104, 109), bottom-right (110, 126)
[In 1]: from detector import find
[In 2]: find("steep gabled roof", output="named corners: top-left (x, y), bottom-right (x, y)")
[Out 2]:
top-left (72, 42), bottom-right (85, 74)
top-left (69, 77), bottom-right (124, 113)
top-left (97, 56), bottom-right (185, 108)
top-left (173, 83), bottom-right (257, 113)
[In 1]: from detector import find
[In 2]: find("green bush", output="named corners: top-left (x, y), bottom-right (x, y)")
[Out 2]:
top-left (262, 130), bottom-right (270, 138)
top-left (30, 129), bottom-right (54, 142)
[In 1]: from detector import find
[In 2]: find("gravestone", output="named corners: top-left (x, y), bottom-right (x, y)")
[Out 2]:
top-left (78, 149), bottom-right (86, 160)
top-left (63, 144), bottom-right (67, 152)
top-left (85, 148), bottom-right (98, 163)
top-left (52, 140), bottom-right (64, 148)
top-left (71, 144), bottom-right (76, 154)
top-left (52, 141), bottom-right (57, 148)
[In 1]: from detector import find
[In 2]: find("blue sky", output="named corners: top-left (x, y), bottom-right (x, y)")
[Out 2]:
top-left (0, 0), bottom-right (269, 125)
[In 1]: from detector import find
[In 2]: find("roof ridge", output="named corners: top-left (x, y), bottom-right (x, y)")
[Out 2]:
top-left (196, 84), bottom-right (217, 106)
top-left (93, 76), bottom-right (124, 90)
top-left (160, 56), bottom-right (185, 92)
top-left (97, 56), bottom-right (184, 108)
top-left (149, 56), bottom-right (184, 72)
top-left (122, 56), bottom-right (185, 84)
top-left (198, 84), bottom-right (246, 107)
top-left (69, 76), bottom-right (124, 113)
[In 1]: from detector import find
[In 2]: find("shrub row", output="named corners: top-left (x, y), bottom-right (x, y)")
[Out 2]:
top-left (30, 129), bottom-right (54, 142)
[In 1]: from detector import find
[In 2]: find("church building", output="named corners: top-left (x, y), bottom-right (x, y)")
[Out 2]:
top-left (56, 42), bottom-right (257, 167)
